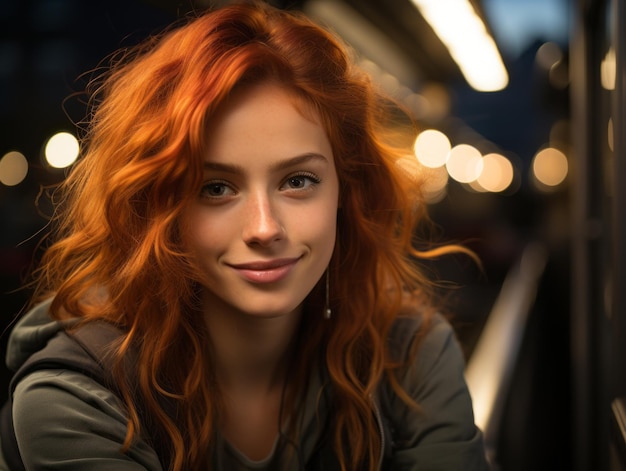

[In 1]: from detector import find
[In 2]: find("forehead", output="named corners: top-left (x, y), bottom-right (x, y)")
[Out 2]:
top-left (203, 82), bottom-right (331, 163)
top-left (210, 80), bottom-right (318, 125)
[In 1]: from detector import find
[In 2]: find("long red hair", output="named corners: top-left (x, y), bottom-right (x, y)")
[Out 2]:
top-left (32, 2), bottom-right (467, 469)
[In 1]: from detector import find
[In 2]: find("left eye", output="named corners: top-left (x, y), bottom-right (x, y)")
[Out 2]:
top-left (281, 173), bottom-right (320, 191)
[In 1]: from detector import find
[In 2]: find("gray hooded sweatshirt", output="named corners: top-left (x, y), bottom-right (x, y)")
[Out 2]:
top-left (0, 299), bottom-right (488, 470)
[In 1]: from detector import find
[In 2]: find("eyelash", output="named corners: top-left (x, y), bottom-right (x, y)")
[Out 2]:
top-left (281, 172), bottom-right (321, 190)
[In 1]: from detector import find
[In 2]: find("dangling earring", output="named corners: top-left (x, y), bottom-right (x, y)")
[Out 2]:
top-left (324, 269), bottom-right (332, 319)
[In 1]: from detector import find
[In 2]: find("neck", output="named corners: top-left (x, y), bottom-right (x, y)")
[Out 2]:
top-left (203, 296), bottom-right (302, 394)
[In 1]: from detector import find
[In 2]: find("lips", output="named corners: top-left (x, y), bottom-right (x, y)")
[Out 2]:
top-left (227, 257), bottom-right (301, 284)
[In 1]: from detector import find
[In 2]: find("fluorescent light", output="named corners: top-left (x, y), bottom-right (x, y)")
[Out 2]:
top-left (410, 0), bottom-right (509, 91)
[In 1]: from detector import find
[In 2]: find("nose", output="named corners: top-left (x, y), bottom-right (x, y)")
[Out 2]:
top-left (242, 191), bottom-right (285, 246)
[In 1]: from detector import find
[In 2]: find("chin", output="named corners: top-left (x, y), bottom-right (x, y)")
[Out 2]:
top-left (236, 302), bottom-right (302, 319)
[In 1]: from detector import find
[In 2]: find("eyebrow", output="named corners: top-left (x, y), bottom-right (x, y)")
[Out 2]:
top-left (202, 152), bottom-right (330, 174)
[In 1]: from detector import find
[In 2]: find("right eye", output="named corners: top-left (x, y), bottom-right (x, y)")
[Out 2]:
top-left (200, 180), bottom-right (237, 201)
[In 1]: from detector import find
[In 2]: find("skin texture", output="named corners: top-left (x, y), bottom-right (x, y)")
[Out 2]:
top-left (183, 81), bottom-right (340, 459)
top-left (186, 81), bottom-right (339, 322)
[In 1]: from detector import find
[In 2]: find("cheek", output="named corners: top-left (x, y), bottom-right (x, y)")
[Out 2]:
top-left (181, 209), bottom-right (200, 246)
top-left (182, 208), bottom-right (220, 255)
top-left (302, 203), bottom-right (338, 254)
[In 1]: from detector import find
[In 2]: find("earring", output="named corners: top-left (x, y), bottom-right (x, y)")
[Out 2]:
top-left (324, 269), bottom-right (332, 319)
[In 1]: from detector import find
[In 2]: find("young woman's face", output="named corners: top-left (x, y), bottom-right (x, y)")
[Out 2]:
top-left (185, 82), bottom-right (339, 320)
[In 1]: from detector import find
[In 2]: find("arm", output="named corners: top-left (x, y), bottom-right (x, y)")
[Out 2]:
top-left (12, 369), bottom-right (162, 471)
top-left (384, 315), bottom-right (489, 470)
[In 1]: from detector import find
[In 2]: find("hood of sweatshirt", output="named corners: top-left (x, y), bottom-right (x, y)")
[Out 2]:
top-left (5, 298), bottom-right (78, 373)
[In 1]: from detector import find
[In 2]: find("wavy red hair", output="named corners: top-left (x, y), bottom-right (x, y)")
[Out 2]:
top-left (32, 2), bottom-right (469, 469)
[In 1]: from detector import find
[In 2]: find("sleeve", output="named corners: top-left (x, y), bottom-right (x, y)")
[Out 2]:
top-left (384, 315), bottom-right (489, 471)
top-left (12, 369), bottom-right (163, 471)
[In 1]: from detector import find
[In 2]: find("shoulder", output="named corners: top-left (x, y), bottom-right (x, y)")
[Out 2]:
top-left (385, 312), bottom-right (466, 400)
top-left (381, 312), bottom-right (489, 470)
top-left (14, 368), bottom-right (127, 428)
top-left (387, 312), bottom-right (462, 373)
top-left (6, 318), bottom-right (160, 470)
top-left (12, 368), bottom-right (161, 470)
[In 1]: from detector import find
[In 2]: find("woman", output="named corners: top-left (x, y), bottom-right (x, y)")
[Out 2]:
top-left (1, 1), bottom-right (488, 470)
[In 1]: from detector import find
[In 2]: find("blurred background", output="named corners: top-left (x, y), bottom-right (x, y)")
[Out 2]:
top-left (0, 0), bottom-right (624, 470)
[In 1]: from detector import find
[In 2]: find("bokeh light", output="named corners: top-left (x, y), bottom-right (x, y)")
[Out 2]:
top-left (0, 151), bottom-right (29, 186)
top-left (44, 131), bottom-right (80, 169)
top-left (395, 155), bottom-right (449, 204)
top-left (422, 165), bottom-right (449, 202)
top-left (446, 144), bottom-right (483, 183)
top-left (532, 147), bottom-right (568, 188)
top-left (601, 47), bottom-right (616, 90)
top-left (476, 153), bottom-right (514, 192)
top-left (413, 129), bottom-right (451, 168)
top-left (536, 42), bottom-right (563, 70)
